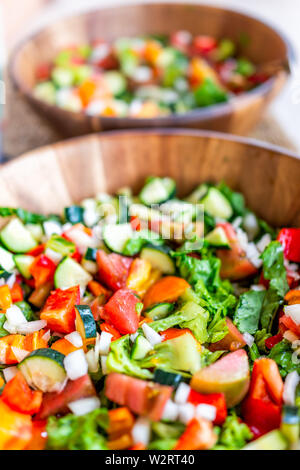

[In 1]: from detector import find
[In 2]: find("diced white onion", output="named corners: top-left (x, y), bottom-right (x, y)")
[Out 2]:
top-left (232, 216), bottom-right (242, 230)
top-left (3, 321), bottom-right (17, 334)
top-left (68, 397), bottom-right (101, 416)
top-left (3, 366), bottom-right (18, 382)
top-left (98, 332), bottom-right (113, 355)
top-left (64, 349), bottom-right (88, 380)
top-left (141, 323), bottom-right (162, 346)
top-left (283, 371), bottom-right (300, 406)
top-left (66, 228), bottom-right (95, 255)
top-left (14, 320), bottom-right (47, 335)
top-left (174, 382), bottom-right (191, 405)
top-left (5, 305), bottom-right (27, 326)
top-left (42, 330), bottom-right (51, 342)
top-left (162, 400), bottom-right (179, 422)
top-left (83, 208), bottom-right (99, 228)
top-left (246, 242), bottom-right (262, 269)
top-left (81, 259), bottom-right (98, 275)
top-left (85, 349), bottom-right (99, 373)
top-left (243, 213), bottom-right (259, 241)
top-left (256, 234), bottom-right (272, 253)
top-left (131, 417), bottom-right (151, 446)
top-left (43, 220), bottom-right (62, 238)
top-left (65, 331), bottom-right (83, 348)
top-left (101, 355), bottom-right (108, 375)
top-left (283, 330), bottom-right (299, 343)
top-left (243, 332), bottom-right (255, 347)
top-left (251, 284), bottom-right (266, 292)
top-left (178, 403), bottom-right (195, 424)
top-left (11, 347), bottom-right (30, 362)
top-left (44, 248), bottom-right (63, 264)
top-left (195, 404), bottom-right (217, 422)
top-left (6, 273), bottom-right (16, 289)
top-left (285, 304), bottom-right (300, 325)
top-left (130, 332), bottom-right (139, 342)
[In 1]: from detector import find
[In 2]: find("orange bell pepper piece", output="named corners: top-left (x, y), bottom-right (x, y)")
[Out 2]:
top-left (26, 420), bottom-right (47, 450)
top-left (2, 371), bottom-right (42, 415)
top-left (10, 282), bottom-right (23, 303)
top-left (29, 281), bottom-right (53, 309)
top-left (87, 280), bottom-right (110, 298)
top-left (126, 259), bottom-right (152, 297)
top-left (0, 285), bottom-right (12, 311)
top-left (24, 329), bottom-right (49, 352)
top-left (0, 398), bottom-right (32, 450)
top-left (174, 417), bottom-right (217, 450)
top-left (129, 443), bottom-right (147, 450)
top-left (108, 407), bottom-right (135, 438)
top-left (51, 338), bottom-right (79, 356)
top-left (143, 276), bottom-right (190, 309)
top-left (285, 289), bottom-right (300, 305)
top-left (0, 335), bottom-right (27, 365)
top-left (78, 79), bottom-right (97, 107)
top-left (108, 432), bottom-right (133, 450)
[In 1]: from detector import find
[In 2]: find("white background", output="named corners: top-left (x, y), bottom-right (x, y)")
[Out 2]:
top-left (19, 0), bottom-right (300, 150)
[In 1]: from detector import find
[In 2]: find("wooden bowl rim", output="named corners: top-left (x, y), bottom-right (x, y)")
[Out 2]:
top-left (2, 129), bottom-right (299, 172)
top-left (9, 2), bottom-right (294, 126)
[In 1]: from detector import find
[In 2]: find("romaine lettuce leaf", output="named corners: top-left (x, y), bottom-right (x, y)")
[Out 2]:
top-left (233, 290), bottom-right (265, 334)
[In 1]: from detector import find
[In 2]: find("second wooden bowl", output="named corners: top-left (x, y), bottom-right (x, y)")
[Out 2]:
top-left (0, 130), bottom-right (299, 228)
top-left (10, 2), bottom-right (292, 137)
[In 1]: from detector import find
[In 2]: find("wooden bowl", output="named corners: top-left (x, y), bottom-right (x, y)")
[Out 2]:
top-left (9, 3), bottom-right (292, 137)
top-left (0, 130), bottom-right (299, 228)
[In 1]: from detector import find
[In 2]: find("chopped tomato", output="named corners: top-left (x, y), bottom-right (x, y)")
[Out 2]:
top-left (96, 250), bottom-right (132, 291)
top-left (216, 223), bottom-right (258, 280)
top-left (105, 372), bottom-right (172, 421)
top-left (40, 285), bottom-right (80, 334)
top-left (36, 374), bottom-right (96, 419)
top-left (0, 398), bottom-right (32, 450)
top-left (2, 372), bottom-right (42, 415)
top-left (36, 63), bottom-right (51, 81)
top-left (173, 417), bottom-right (217, 450)
top-left (160, 328), bottom-right (192, 342)
top-left (90, 297), bottom-right (106, 321)
top-left (170, 30), bottom-right (192, 53)
top-left (100, 322), bottom-right (121, 341)
top-left (143, 276), bottom-right (190, 309)
top-left (103, 288), bottom-right (140, 335)
top-left (193, 35), bottom-right (217, 55)
top-left (209, 318), bottom-right (246, 352)
top-left (29, 254), bottom-right (56, 288)
top-left (188, 390), bottom-right (227, 425)
top-left (10, 282), bottom-right (24, 303)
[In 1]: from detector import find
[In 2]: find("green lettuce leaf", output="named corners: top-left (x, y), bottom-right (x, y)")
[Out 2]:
top-left (268, 340), bottom-right (300, 378)
top-left (47, 409), bottom-right (109, 450)
top-left (106, 335), bottom-right (152, 379)
top-left (213, 413), bottom-right (253, 450)
top-left (234, 290), bottom-right (265, 334)
top-left (261, 241), bottom-right (289, 298)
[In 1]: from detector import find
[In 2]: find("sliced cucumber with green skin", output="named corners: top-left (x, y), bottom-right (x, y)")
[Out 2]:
top-left (205, 226), bottom-right (230, 248)
top-left (144, 303), bottom-right (174, 321)
top-left (243, 430), bottom-right (288, 450)
top-left (0, 246), bottom-right (15, 272)
top-left (52, 66), bottom-right (74, 87)
top-left (281, 405), bottom-right (300, 445)
top-left (46, 234), bottom-right (75, 256)
top-left (185, 184), bottom-right (209, 204)
top-left (131, 335), bottom-right (153, 360)
top-left (64, 206), bottom-right (84, 224)
top-left (85, 247), bottom-right (98, 261)
top-left (103, 71), bottom-right (127, 97)
top-left (0, 218), bottom-right (38, 253)
top-left (103, 223), bottom-right (134, 254)
top-left (0, 266), bottom-right (10, 280)
top-left (75, 305), bottom-right (97, 346)
top-left (54, 257), bottom-right (92, 289)
top-left (14, 254), bottom-right (35, 279)
top-left (15, 301), bottom-right (34, 321)
top-left (18, 348), bottom-right (66, 393)
top-left (201, 187), bottom-right (233, 220)
top-left (154, 369), bottom-right (184, 388)
top-left (139, 177), bottom-right (176, 206)
top-left (140, 244), bottom-right (175, 274)
top-left (26, 223), bottom-right (44, 242)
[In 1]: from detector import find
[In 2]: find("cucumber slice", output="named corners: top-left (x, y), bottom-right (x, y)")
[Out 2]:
top-left (14, 254), bottom-right (35, 279)
top-left (103, 223), bottom-right (134, 254)
top-left (85, 247), bottom-right (97, 261)
top-left (34, 82), bottom-right (56, 105)
top-left (139, 177), bottom-right (176, 206)
top-left (51, 66), bottom-right (74, 88)
top-left (144, 303), bottom-right (174, 321)
top-left (18, 348), bottom-right (66, 393)
top-left (140, 244), bottom-right (175, 274)
top-left (75, 305), bottom-right (97, 349)
top-left (0, 246), bottom-right (15, 272)
top-left (201, 188), bottom-right (233, 220)
top-left (185, 184), bottom-right (209, 204)
top-left (54, 257), bottom-right (92, 290)
top-left (1, 218), bottom-right (38, 253)
top-left (64, 206), bottom-right (84, 224)
top-left (153, 369), bottom-right (184, 388)
top-left (243, 430), bottom-right (288, 450)
top-left (46, 235), bottom-right (75, 256)
top-left (103, 71), bottom-right (127, 97)
top-left (26, 223), bottom-right (44, 242)
top-left (131, 335), bottom-right (153, 360)
top-left (281, 405), bottom-right (300, 445)
top-left (205, 226), bottom-right (230, 248)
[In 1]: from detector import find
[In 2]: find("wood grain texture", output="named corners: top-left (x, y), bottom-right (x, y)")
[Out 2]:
top-left (0, 130), bottom-right (299, 228)
top-left (9, 3), bottom-right (291, 137)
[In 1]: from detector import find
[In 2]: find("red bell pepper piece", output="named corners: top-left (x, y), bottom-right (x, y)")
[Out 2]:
top-left (40, 285), bottom-right (80, 334)
top-left (10, 282), bottom-right (24, 303)
top-left (280, 314), bottom-right (300, 337)
top-left (26, 244), bottom-right (45, 257)
top-left (2, 372), bottom-right (42, 415)
top-left (29, 254), bottom-right (56, 288)
top-left (103, 288), bottom-right (140, 335)
top-left (173, 417), bottom-right (217, 450)
top-left (265, 332), bottom-right (283, 350)
top-left (100, 322), bottom-right (121, 341)
top-left (130, 215), bottom-right (141, 231)
top-left (96, 250), bottom-right (132, 291)
top-left (277, 228), bottom-right (300, 262)
top-left (188, 389), bottom-right (227, 425)
top-left (193, 35), bottom-right (218, 55)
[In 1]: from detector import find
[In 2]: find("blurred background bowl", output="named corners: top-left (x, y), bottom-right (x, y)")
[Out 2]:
top-left (0, 129), bottom-right (299, 227)
top-left (9, 2), bottom-right (292, 137)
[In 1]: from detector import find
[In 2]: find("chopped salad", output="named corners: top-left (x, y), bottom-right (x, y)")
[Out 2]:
top-left (33, 33), bottom-right (269, 118)
top-left (0, 177), bottom-right (299, 450)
